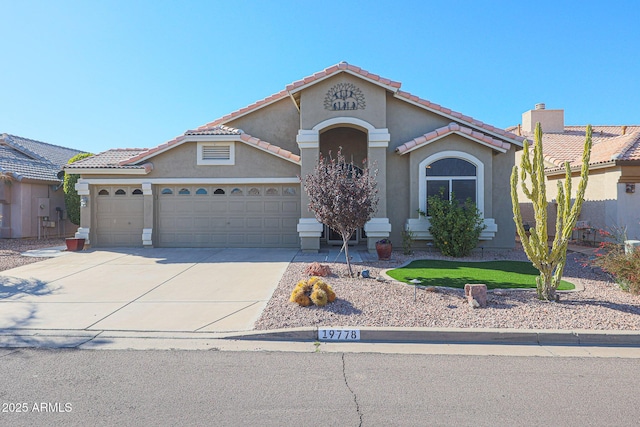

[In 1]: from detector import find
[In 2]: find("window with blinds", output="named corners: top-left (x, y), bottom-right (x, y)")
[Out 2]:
top-left (197, 142), bottom-right (235, 165)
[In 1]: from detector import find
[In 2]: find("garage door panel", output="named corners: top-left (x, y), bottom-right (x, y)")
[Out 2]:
top-left (246, 218), bottom-right (263, 228)
top-left (283, 201), bottom-right (298, 213)
top-left (229, 201), bottom-right (245, 212)
top-left (158, 184), bottom-right (300, 248)
top-left (96, 186), bottom-right (144, 247)
top-left (246, 201), bottom-right (263, 212)
top-left (264, 218), bottom-right (279, 228)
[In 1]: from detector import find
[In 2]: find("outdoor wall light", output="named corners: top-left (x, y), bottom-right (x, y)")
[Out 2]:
top-left (80, 196), bottom-right (88, 208)
top-left (626, 184), bottom-right (635, 194)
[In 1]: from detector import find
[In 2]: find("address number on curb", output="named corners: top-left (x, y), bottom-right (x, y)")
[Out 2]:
top-left (318, 328), bottom-right (361, 341)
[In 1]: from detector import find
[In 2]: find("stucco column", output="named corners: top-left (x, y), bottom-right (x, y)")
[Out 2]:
top-left (74, 181), bottom-right (91, 244)
top-left (296, 130), bottom-right (323, 252)
top-left (142, 182), bottom-right (153, 246)
top-left (364, 128), bottom-right (391, 251)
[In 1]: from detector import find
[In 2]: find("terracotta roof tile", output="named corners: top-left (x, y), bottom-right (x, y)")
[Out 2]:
top-left (239, 133), bottom-right (301, 164)
top-left (396, 123), bottom-right (510, 155)
top-left (65, 149), bottom-right (148, 170)
top-left (519, 126), bottom-right (640, 171)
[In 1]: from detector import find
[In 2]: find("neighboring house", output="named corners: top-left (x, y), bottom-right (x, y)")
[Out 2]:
top-left (65, 62), bottom-right (524, 250)
top-left (512, 104), bottom-right (640, 240)
top-left (0, 133), bottom-right (84, 238)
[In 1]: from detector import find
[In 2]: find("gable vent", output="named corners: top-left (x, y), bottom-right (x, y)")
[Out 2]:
top-left (202, 145), bottom-right (231, 160)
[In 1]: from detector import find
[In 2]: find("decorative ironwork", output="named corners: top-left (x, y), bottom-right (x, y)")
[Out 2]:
top-left (324, 83), bottom-right (365, 111)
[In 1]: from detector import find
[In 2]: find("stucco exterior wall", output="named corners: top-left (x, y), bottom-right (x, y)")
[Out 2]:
top-left (491, 147), bottom-right (516, 248)
top-left (143, 141), bottom-right (300, 179)
top-left (4, 181), bottom-right (72, 238)
top-left (225, 98), bottom-right (300, 154)
top-left (300, 74), bottom-right (386, 130)
top-left (386, 95), bottom-right (452, 143)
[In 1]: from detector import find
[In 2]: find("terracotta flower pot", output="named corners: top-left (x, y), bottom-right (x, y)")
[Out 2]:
top-left (375, 242), bottom-right (392, 260)
top-left (65, 238), bottom-right (85, 251)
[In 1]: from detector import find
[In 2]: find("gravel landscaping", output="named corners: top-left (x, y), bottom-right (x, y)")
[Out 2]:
top-left (0, 238), bottom-right (66, 272)
top-left (255, 247), bottom-right (640, 331)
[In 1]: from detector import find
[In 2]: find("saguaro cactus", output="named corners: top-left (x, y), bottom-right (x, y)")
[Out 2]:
top-left (511, 123), bottom-right (592, 301)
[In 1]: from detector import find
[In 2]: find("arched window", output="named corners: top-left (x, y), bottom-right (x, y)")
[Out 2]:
top-left (115, 189), bottom-right (126, 195)
top-left (178, 188), bottom-right (190, 195)
top-left (132, 189), bottom-right (143, 195)
top-left (98, 189), bottom-right (109, 196)
top-left (196, 188), bottom-right (208, 195)
top-left (419, 151), bottom-right (484, 217)
top-left (161, 188), bottom-right (173, 195)
top-left (214, 188), bottom-right (225, 195)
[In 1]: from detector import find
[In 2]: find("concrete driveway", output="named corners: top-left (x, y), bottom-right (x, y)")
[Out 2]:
top-left (0, 247), bottom-right (297, 333)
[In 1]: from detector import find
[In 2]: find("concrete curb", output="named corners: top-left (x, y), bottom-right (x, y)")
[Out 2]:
top-left (222, 327), bottom-right (640, 347)
top-left (2, 327), bottom-right (640, 349)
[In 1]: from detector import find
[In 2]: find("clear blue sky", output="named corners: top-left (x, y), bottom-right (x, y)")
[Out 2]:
top-left (2, 0), bottom-right (639, 154)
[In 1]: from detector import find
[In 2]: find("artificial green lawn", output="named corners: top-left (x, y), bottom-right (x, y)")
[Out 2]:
top-left (386, 260), bottom-right (575, 290)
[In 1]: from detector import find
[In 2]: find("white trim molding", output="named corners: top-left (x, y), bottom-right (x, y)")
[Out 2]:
top-left (418, 150), bottom-right (485, 216)
top-left (297, 218), bottom-right (324, 238)
top-left (297, 118), bottom-right (391, 150)
top-left (197, 141), bottom-right (235, 166)
top-left (75, 227), bottom-right (90, 242)
top-left (364, 217), bottom-right (391, 238)
top-left (142, 228), bottom-right (153, 246)
top-left (142, 182), bottom-right (153, 196)
top-left (77, 177), bottom-right (301, 185)
top-left (406, 217), bottom-right (497, 241)
top-left (75, 182), bottom-right (90, 196)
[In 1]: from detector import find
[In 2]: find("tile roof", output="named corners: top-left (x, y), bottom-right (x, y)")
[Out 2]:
top-left (195, 62), bottom-right (524, 146)
top-left (184, 125), bottom-right (243, 136)
top-left (84, 62), bottom-right (524, 171)
top-left (238, 132), bottom-right (300, 164)
top-left (65, 149), bottom-right (149, 170)
top-left (514, 126), bottom-right (640, 170)
top-left (75, 126), bottom-right (301, 169)
top-left (0, 133), bottom-right (84, 182)
top-left (395, 122), bottom-right (511, 155)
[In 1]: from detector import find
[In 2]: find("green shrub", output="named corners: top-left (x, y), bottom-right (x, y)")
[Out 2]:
top-left (422, 190), bottom-right (485, 257)
top-left (63, 152), bottom-right (93, 225)
top-left (401, 228), bottom-right (415, 255)
top-left (591, 242), bottom-right (640, 295)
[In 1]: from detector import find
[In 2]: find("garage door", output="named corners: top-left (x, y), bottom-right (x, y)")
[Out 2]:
top-left (95, 186), bottom-right (144, 247)
top-left (157, 184), bottom-right (300, 248)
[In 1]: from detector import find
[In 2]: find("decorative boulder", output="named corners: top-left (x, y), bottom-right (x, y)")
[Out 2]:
top-left (464, 284), bottom-right (487, 308)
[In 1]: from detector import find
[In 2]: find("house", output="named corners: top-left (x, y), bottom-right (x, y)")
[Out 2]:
top-left (65, 62), bottom-right (525, 250)
top-left (512, 104), bottom-right (640, 240)
top-left (0, 133), bottom-right (84, 238)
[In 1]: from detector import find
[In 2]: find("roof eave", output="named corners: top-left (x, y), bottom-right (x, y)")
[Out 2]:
top-left (396, 131), bottom-right (507, 155)
top-left (65, 165), bottom-right (153, 175)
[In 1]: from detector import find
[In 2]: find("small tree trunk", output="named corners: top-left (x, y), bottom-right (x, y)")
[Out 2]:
top-left (341, 232), bottom-right (354, 278)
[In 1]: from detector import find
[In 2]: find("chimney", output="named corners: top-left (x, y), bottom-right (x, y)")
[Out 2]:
top-left (622, 125), bottom-right (627, 135)
top-left (522, 103), bottom-right (564, 134)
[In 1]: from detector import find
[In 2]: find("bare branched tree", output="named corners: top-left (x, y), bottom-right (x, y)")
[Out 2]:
top-left (303, 149), bottom-right (378, 277)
